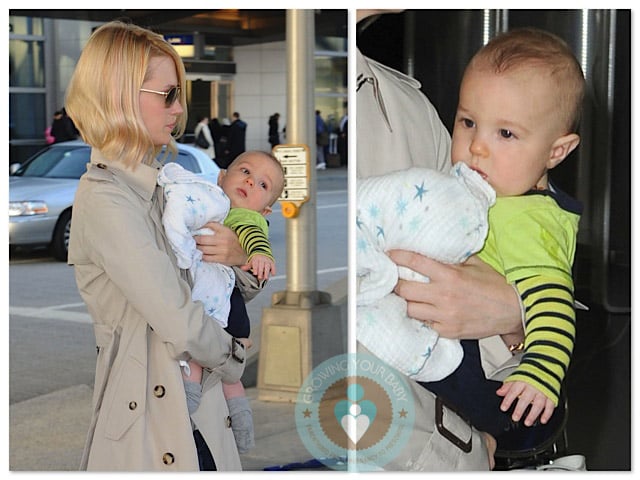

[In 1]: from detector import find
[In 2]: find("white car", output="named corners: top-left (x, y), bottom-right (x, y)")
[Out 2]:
top-left (9, 140), bottom-right (219, 261)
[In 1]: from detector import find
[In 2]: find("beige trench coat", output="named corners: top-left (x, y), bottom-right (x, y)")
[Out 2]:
top-left (68, 150), bottom-right (244, 471)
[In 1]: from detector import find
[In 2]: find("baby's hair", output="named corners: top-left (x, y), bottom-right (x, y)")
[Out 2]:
top-left (470, 27), bottom-right (586, 133)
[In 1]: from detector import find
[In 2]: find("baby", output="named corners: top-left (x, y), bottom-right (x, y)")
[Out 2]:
top-left (358, 28), bottom-right (585, 446)
top-left (158, 150), bottom-right (285, 453)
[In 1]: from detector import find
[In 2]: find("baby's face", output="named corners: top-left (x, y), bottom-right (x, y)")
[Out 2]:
top-left (451, 66), bottom-right (564, 196)
top-left (219, 153), bottom-right (282, 214)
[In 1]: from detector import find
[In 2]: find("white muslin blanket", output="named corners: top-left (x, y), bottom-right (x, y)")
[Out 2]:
top-left (357, 163), bottom-right (495, 381)
top-left (158, 162), bottom-right (235, 327)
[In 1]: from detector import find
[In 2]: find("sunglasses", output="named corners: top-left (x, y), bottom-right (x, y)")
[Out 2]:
top-left (139, 86), bottom-right (181, 108)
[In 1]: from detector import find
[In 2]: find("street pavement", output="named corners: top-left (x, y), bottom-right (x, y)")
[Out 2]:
top-left (9, 166), bottom-right (349, 472)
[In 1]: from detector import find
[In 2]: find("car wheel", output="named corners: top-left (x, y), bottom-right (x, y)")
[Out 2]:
top-left (51, 209), bottom-right (72, 262)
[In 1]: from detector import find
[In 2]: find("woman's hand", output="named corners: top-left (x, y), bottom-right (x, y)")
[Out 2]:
top-left (195, 222), bottom-right (247, 267)
top-left (388, 250), bottom-right (523, 341)
top-left (481, 432), bottom-right (497, 470)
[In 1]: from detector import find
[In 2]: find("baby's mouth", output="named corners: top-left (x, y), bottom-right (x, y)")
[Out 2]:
top-left (470, 166), bottom-right (487, 179)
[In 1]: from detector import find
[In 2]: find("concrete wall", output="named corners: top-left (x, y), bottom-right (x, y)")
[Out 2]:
top-left (234, 41), bottom-right (288, 153)
top-left (50, 20), bottom-right (101, 114)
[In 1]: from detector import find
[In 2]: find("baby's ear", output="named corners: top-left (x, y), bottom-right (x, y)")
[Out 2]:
top-left (548, 133), bottom-right (580, 170)
top-left (262, 205), bottom-right (273, 216)
top-left (217, 169), bottom-right (226, 184)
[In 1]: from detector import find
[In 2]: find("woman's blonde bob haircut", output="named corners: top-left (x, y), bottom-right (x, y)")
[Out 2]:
top-left (66, 21), bottom-right (187, 169)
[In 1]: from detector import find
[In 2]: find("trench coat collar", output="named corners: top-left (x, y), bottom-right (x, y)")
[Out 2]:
top-left (356, 48), bottom-right (422, 90)
top-left (357, 48), bottom-right (426, 134)
top-left (90, 149), bottom-right (160, 202)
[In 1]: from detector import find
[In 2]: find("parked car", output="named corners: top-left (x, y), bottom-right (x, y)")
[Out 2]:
top-left (9, 140), bottom-right (220, 261)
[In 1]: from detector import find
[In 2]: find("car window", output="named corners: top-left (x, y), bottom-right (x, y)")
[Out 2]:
top-left (164, 150), bottom-right (202, 174)
top-left (16, 147), bottom-right (91, 179)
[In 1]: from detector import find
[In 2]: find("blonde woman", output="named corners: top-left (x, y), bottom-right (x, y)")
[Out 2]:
top-left (66, 21), bottom-right (247, 471)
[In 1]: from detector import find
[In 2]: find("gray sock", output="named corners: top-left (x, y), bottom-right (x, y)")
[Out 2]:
top-left (183, 378), bottom-right (202, 416)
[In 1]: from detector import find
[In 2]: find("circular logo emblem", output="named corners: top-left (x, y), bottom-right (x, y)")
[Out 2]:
top-left (295, 353), bottom-right (415, 471)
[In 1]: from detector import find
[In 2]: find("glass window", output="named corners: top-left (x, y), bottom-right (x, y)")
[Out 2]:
top-left (9, 16), bottom-right (43, 36)
top-left (315, 36), bottom-right (347, 53)
top-left (203, 45), bottom-right (233, 61)
top-left (10, 92), bottom-right (47, 140)
top-left (9, 39), bottom-right (45, 87)
top-left (167, 151), bottom-right (201, 174)
top-left (203, 36), bottom-right (233, 61)
top-left (315, 32), bottom-right (347, 129)
top-left (46, 148), bottom-right (92, 178)
top-left (15, 146), bottom-right (90, 179)
top-left (216, 82), bottom-right (233, 121)
top-left (315, 56), bottom-right (347, 96)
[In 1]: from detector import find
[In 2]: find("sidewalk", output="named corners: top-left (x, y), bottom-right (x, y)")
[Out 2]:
top-left (8, 384), bottom-right (312, 472)
top-left (9, 275), bottom-right (348, 472)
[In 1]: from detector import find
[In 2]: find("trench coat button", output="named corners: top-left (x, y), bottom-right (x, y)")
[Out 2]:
top-left (162, 452), bottom-right (175, 465)
top-left (153, 385), bottom-right (166, 398)
top-left (226, 415), bottom-right (232, 428)
top-left (128, 401), bottom-right (137, 410)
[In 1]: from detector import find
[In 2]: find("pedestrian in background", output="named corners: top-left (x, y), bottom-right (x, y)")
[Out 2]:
top-left (227, 112), bottom-right (247, 162)
top-left (194, 115), bottom-right (215, 161)
top-left (44, 111), bottom-right (61, 144)
top-left (50, 107), bottom-right (78, 143)
top-left (268, 113), bottom-right (280, 149)
top-left (210, 118), bottom-right (225, 161)
top-left (338, 103), bottom-right (348, 165)
top-left (315, 110), bottom-right (328, 170)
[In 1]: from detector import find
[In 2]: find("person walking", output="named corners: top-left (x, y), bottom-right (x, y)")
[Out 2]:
top-left (227, 112), bottom-right (247, 162)
top-left (194, 115), bottom-right (215, 160)
top-left (268, 113), bottom-right (280, 149)
top-left (338, 104), bottom-right (348, 165)
top-left (50, 107), bottom-right (79, 143)
top-left (315, 110), bottom-right (328, 170)
top-left (210, 118), bottom-right (225, 161)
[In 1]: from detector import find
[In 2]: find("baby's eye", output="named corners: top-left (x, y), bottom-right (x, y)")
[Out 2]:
top-left (241, 167), bottom-right (250, 174)
top-left (500, 129), bottom-right (514, 139)
top-left (259, 181), bottom-right (268, 189)
top-left (462, 118), bottom-right (475, 128)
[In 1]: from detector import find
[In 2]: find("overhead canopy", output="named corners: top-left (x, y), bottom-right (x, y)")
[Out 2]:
top-left (9, 9), bottom-right (347, 45)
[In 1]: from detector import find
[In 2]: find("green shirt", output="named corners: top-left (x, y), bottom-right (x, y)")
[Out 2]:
top-left (478, 191), bottom-right (580, 405)
top-left (223, 207), bottom-right (273, 262)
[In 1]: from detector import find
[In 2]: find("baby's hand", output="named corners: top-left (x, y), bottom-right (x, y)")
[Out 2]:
top-left (496, 380), bottom-right (555, 427)
top-left (244, 254), bottom-right (276, 281)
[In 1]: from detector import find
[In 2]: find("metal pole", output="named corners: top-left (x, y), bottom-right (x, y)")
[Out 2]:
top-left (257, 10), bottom-right (344, 401)
top-left (285, 9), bottom-right (317, 295)
top-left (403, 11), bottom-right (415, 78)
